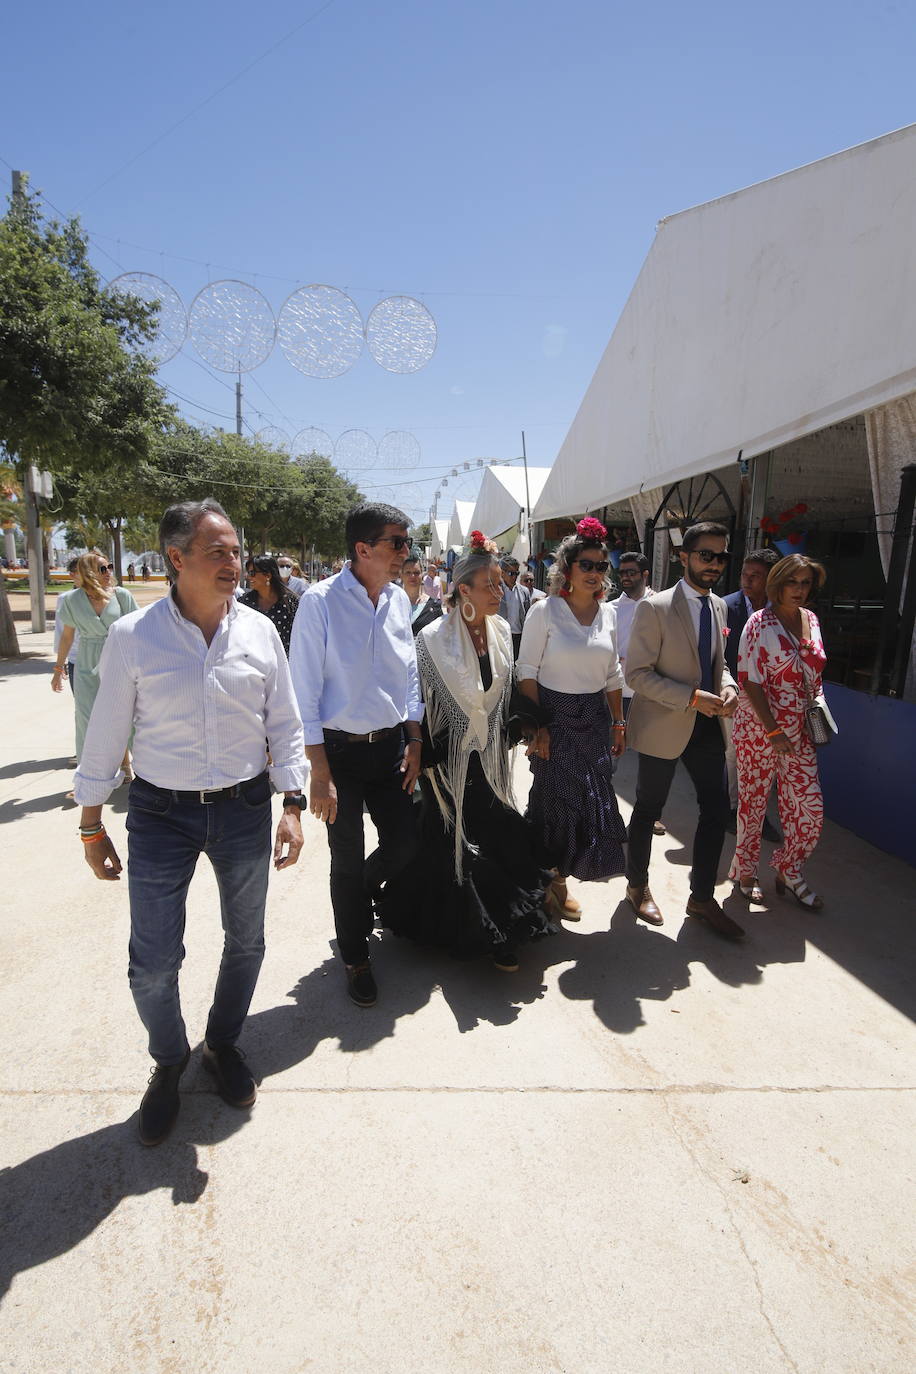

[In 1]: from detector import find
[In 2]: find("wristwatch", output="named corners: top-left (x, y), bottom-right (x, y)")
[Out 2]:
top-left (282, 793), bottom-right (307, 810)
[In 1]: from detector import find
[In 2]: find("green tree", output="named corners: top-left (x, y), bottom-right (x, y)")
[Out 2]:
top-left (410, 521), bottom-right (432, 549)
top-left (0, 182), bottom-right (171, 652)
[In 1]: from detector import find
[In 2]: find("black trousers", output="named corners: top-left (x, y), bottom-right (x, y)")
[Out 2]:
top-left (626, 714), bottom-right (729, 902)
top-left (323, 733), bottom-right (419, 965)
top-left (511, 632), bottom-right (522, 660)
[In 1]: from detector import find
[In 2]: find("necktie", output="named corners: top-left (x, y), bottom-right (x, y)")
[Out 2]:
top-left (698, 595), bottom-right (714, 693)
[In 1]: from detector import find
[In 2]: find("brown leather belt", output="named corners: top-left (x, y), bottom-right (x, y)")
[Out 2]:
top-left (323, 725), bottom-right (403, 745)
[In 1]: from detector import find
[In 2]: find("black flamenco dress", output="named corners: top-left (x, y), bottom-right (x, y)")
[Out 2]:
top-left (376, 652), bottom-right (556, 959)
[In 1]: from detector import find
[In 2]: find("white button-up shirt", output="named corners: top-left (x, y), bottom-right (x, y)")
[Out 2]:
top-left (289, 564), bottom-right (423, 746)
top-left (613, 587), bottom-right (654, 698)
top-left (74, 591), bottom-right (306, 805)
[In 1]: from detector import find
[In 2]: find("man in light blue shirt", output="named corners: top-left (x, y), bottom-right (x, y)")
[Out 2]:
top-left (289, 503), bottom-right (424, 1008)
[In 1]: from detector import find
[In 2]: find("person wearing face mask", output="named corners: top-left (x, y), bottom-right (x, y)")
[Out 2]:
top-left (624, 521), bottom-right (743, 940)
top-left (276, 557), bottom-right (308, 598)
top-left (376, 532), bottom-right (554, 972)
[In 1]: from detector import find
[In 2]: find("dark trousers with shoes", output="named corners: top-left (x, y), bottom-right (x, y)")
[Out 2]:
top-left (323, 732), bottom-right (419, 965)
top-left (626, 715), bottom-right (729, 902)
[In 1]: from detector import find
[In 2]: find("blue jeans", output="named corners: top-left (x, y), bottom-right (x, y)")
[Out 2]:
top-left (126, 774), bottom-right (272, 1065)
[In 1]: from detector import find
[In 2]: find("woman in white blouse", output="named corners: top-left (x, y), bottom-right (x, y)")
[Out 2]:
top-left (517, 518), bottom-right (628, 921)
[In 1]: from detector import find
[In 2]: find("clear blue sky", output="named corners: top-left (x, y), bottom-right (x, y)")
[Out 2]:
top-left (3, 0), bottom-right (915, 522)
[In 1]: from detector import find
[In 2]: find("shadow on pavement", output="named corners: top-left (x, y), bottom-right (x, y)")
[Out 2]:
top-left (0, 757), bottom-right (72, 781)
top-left (0, 1095), bottom-right (241, 1302)
top-left (613, 749), bottom-right (916, 1024)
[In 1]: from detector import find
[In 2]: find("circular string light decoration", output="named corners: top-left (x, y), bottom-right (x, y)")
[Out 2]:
top-left (335, 429), bottom-right (378, 472)
top-left (365, 296), bottom-right (437, 374)
top-left (255, 426), bottom-right (291, 452)
top-left (109, 272), bottom-right (187, 365)
top-left (377, 430), bottom-right (421, 469)
top-left (188, 279), bottom-right (276, 373)
top-left (278, 285), bottom-right (364, 379)
top-left (293, 427), bottom-right (334, 462)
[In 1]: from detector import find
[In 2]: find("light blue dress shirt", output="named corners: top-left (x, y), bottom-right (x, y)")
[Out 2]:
top-left (289, 564), bottom-right (423, 746)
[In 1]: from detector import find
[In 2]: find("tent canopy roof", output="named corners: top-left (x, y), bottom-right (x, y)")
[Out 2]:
top-left (470, 464), bottom-right (550, 539)
top-left (533, 123), bottom-right (916, 521)
top-left (430, 519), bottom-right (450, 558)
top-left (447, 500), bottom-right (476, 548)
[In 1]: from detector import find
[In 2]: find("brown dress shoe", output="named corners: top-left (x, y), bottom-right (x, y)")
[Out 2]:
top-left (685, 896), bottom-right (745, 941)
top-left (625, 884), bottom-right (664, 926)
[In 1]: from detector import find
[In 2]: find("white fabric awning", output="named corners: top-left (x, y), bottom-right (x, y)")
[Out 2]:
top-left (430, 519), bottom-right (450, 558)
top-left (534, 123), bottom-right (916, 521)
top-left (447, 501), bottom-right (476, 549)
top-left (469, 465), bottom-right (550, 539)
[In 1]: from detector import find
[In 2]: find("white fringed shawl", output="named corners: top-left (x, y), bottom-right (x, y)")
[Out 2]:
top-left (416, 610), bottom-right (516, 881)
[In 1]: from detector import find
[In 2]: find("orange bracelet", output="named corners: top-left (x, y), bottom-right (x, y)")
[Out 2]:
top-left (81, 829), bottom-right (108, 845)
top-left (766, 727), bottom-right (784, 738)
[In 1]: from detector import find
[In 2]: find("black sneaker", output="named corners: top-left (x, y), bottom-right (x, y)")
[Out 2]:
top-left (138, 1048), bottom-right (190, 1146)
top-left (345, 961), bottom-right (377, 1007)
top-left (202, 1042), bottom-right (257, 1108)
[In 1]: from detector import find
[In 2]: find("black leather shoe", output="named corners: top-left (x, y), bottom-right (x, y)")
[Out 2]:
top-left (202, 1042), bottom-right (257, 1108)
top-left (138, 1048), bottom-right (190, 1146)
top-left (345, 961), bottom-right (377, 1007)
top-left (685, 896), bottom-right (745, 941)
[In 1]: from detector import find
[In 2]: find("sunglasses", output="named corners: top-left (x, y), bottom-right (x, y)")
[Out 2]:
top-left (575, 558), bottom-right (610, 573)
top-left (692, 549), bottom-right (730, 565)
top-left (372, 535), bottom-right (411, 551)
top-left (97, 563), bottom-right (113, 574)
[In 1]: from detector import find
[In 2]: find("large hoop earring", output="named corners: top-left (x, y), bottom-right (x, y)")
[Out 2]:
top-left (461, 598), bottom-right (476, 622)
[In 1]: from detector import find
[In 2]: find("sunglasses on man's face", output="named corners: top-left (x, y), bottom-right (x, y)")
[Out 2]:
top-left (373, 535), bottom-right (411, 551)
top-left (691, 549), bottom-right (730, 565)
top-left (575, 558), bottom-right (609, 573)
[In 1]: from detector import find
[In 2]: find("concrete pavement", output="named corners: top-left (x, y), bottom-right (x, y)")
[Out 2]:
top-left (2, 624), bottom-right (914, 1373)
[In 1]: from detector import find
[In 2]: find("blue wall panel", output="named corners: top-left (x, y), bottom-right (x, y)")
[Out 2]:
top-left (819, 684), bottom-right (916, 867)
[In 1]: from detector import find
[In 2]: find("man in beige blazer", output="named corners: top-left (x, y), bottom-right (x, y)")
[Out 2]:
top-left (624, 522), bottom-right (744, 940)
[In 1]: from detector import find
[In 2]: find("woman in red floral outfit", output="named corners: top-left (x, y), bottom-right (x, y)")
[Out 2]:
top-left (729, 554), bottom-right (828, 910)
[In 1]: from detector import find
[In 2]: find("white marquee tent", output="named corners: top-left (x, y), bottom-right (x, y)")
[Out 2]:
top-left (533, 123), bottom-right (916, 522)
top-left (470, 464), bottom-right (551, 541)
top-left (447, 500), bottom-right (476, 550)
top-left (429, 519), bottom-right (450, 558)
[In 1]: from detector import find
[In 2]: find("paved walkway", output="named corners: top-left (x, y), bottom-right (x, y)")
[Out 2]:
top-left (2, 625), bottom-right (914, 1373)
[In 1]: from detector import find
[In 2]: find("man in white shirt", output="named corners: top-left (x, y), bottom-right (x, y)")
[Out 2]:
top-left (289, 502), bottom-right (424, 1009)
top-left (519, 570), bottom-right (546, 601)
top-left (75, 499), bottom-right (307, 1146)
top-left (613, 552), bottom-right (655, 710)
top-left (612, 552), bottom-right (665, 831)
top-left (625, 522), bottom-right (744, 940)
top-left (497, 557), bottom-right (531, 658)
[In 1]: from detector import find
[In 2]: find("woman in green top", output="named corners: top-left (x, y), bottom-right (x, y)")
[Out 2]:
top-left (51, 551), bottom-right (138, 764)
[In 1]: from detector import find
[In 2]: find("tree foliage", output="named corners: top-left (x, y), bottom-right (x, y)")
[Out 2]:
top-left (0, 183), bottom-right (171, 477)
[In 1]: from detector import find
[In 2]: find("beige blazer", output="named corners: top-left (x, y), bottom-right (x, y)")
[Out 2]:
top-left (625, 581), bottom-right (736, 760)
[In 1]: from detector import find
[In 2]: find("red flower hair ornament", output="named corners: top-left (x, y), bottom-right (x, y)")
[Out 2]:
top-left (469, 529), bottom-right (489, 553)
top-left (576, 516), bottom-right (608, 542)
